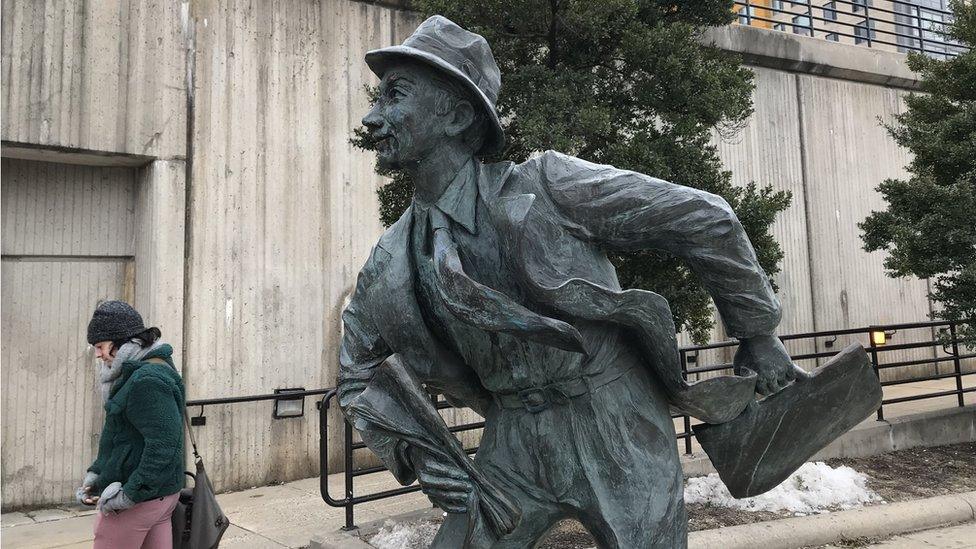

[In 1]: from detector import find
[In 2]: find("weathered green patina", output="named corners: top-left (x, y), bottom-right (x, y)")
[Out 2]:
top-left (337, 16), bottom-right (879, 548)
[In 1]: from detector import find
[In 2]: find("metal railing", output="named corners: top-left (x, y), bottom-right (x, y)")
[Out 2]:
top-left (733, 0), bottom-right (968, 57)
top-left (316, 318), bottom-right (973, 529)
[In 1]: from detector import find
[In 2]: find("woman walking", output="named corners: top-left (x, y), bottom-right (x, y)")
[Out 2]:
top-left (77, 300), bottom-right (186, 549)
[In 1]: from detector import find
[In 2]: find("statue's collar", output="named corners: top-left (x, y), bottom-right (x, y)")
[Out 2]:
top-left (414, 157), bottom-right (479, 235)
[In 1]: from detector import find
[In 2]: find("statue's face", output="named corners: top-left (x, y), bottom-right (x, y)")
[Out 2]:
top-left (362, 64), bottom-right (450, 171)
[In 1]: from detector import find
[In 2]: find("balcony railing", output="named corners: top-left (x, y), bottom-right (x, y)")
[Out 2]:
top-left (733, 0), bottom-right (968, 58)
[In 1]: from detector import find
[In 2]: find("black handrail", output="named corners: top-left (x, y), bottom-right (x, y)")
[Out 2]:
top-left (186, 388), bottom-right (333, 407)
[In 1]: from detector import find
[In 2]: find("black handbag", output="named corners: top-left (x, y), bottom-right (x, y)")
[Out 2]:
top-left (172, 409), bottom-right (229, 549)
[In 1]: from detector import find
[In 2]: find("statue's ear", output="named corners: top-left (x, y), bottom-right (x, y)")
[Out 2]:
top-left (444, 99), bottom-right (476, 138)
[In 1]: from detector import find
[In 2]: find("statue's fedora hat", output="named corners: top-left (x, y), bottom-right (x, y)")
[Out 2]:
top-left (365, 16), bottom-right (504, 156)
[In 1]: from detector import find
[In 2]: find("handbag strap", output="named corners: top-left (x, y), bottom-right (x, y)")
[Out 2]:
top-left (182, 408), bottom-right (202, 461)
top-left (145, 357), bottom-right (200, 461)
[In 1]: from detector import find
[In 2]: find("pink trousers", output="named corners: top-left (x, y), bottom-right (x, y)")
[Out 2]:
top-left (93, 492), bottom-right (179, 549)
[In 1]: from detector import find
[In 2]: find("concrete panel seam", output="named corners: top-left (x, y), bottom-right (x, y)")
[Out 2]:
top-left (180, 1), bottom-right (196, 371)
top-left (793, 73), bottom-right (818, 337)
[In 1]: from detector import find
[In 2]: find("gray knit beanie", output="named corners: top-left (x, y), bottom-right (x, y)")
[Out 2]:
top-left (87, 301), bottom-right (146, 345)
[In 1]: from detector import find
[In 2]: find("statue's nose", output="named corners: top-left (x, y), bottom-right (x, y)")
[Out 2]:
top-left (362, 106), bottom-right (383, 131)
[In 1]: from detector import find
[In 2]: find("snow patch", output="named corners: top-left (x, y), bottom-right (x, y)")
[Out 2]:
top-left (368, 519), bottom-right (440, 549)
top-left (684, 461), bottom-right (883, 515)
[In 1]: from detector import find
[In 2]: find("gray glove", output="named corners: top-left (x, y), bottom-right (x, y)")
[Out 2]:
top-left (75, 472), bottom-right (99, 504)
top-left (97, 482), bottom-right (135, 515)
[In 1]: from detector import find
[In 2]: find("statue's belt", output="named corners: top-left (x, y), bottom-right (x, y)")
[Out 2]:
top-left (493, 366), bottom-right (634, 413)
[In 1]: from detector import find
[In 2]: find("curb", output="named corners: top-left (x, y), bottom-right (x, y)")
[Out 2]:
top-left (688, 491), bottom-right (976, 549)
top-left (313, 491), bottom-right (976, 549)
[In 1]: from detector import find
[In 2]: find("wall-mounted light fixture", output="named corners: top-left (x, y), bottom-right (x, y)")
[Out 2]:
top-left (273, 388), bottom-right (306, 419)
top-left (870, 330), bottom-right (896, 346)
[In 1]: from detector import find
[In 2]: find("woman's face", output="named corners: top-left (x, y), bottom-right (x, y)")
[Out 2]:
top-left (92, 341), bottom-right (116, 364)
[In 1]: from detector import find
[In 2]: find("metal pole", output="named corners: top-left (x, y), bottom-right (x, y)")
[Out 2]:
top-left (318, 398), bottom-right (330, 505)
top-left (863, 0), bottom-right (872, 47)
top-left (343, 421), bottom-right (356, 530)
top-left (916, 5), bottom-right (926, 54)
top-left (683, 416), bottom-right (693, 455)
top-left (680, 349), bottom-right (692, 455)
top-left (869, 329), bottom-right (884, 421)
top-left (745, 0), bottom-right (753, 26)
top-left (949, 323), bottom-right (965, 407)
top-left (806, 0), bottom-right (815, 37)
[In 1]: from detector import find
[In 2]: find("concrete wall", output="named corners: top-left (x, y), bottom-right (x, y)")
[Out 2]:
top-left (1, 1), bottom-right (968, 507)
top-left (181, 0), bottom-right (419, 490)
top-left (710, 26), bottom-right (944, 379)
top-left (0, 0), bottom-right (189, 509)
top-left (1, 0), bottom-right (187, 159)
top-left (1, 160), bottom-right (137, 508)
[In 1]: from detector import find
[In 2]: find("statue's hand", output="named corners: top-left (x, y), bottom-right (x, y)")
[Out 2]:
top-left (408, 447), bottom-right (473, 514)
top-left (734, 335), bottom-right (799, 396)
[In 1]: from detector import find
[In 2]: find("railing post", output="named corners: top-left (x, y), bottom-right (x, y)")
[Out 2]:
top-left (915, 5), bottom-right (926, 54)
top-left (949, 322), bottom-right (965, 407)
top-left (806, 0), bottom-right (815, 38)
top-left (680, 349), bottom-right (692, 455)
top-left (318, 397), bottom-right (329, 505)
top-left (863, 0), bottom-right (872, 47)
top-left (343, 421), bottom-right (356, 530)
top-left (868, 329), bottom-right (884, 421)
top-left (745, 0), bottom-right (752, 26)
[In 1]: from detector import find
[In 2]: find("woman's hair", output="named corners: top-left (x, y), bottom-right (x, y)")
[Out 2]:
top-left (112, 327), bottom-right (162, 351)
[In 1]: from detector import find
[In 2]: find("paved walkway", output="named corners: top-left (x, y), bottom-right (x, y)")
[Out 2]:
top-left (864, 521), bottom-right (976, 548)
top-left (1, 471), bottom-right (430, 548)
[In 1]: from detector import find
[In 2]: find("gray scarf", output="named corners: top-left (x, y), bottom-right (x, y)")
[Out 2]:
top-left (98, 339), bottom-right (172, 403)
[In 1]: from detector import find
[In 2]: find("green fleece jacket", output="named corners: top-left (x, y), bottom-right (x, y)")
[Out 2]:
top-left (87, 344), bottom-right (186, 502)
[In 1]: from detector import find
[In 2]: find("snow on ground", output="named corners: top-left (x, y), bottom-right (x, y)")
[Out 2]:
top-left (684, 461), bottom-right (883, 515)
top-left (369, 519), bottom-right (441, 549)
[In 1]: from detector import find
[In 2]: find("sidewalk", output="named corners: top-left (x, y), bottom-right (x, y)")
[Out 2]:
top-left (1, 471), bottom-right (426, 548)
top-left (860, 521), bottom-right (976, 548)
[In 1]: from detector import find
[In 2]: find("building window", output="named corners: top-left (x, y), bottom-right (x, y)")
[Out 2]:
top-left (793, 15), bottom-right (812, 36)
top-left (826, 32), bottom-right (839, 41)
top-left (852, 0), bottom-right (869, 14)
top-left (855, 18), bottom-right (876, 44)
top-left (774, 23), bottom-right (787, 32)
top-left (917, 8), bottom-right (948, 57)
top-left (738, 6), bottom-right (754, 26)
top-left (772, 0), bottom-right (784, 11)
top-left (919, 8), bottom-right (946, 41)
top-left (823, 1), bottom-right (838, 21)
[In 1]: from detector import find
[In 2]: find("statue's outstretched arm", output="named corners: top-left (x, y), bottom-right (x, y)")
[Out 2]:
top-left (540, 150), bottom-right (780, 339)
top-left (540, 151), bottom-right (796, 393)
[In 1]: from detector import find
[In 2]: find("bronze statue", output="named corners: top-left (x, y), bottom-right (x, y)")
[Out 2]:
top-left (337, 16), bottom-right (880, 548)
